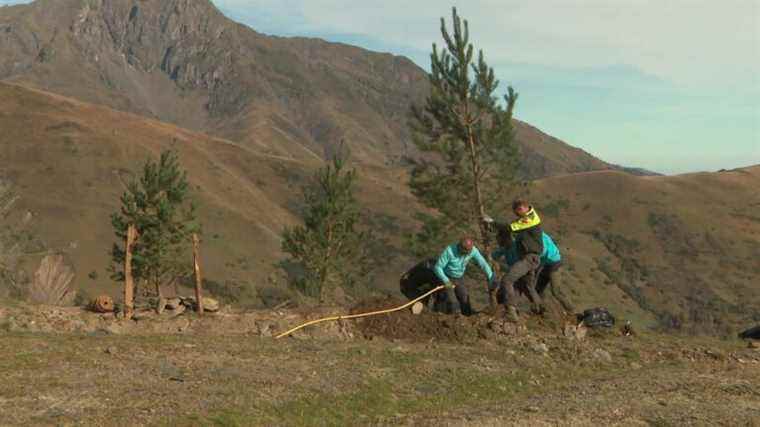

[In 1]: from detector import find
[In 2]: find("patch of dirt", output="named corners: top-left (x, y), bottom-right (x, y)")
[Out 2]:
top-left (350, 297), bottom-right (527, 343)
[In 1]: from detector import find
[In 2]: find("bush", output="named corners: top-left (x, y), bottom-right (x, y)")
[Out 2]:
top-left (28, 254), bottom-right (76, 306)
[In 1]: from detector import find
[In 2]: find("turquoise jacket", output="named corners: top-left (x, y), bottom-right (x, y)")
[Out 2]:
top-left (492, 232), bottom-right (561, 267)
top-left (434, 244), bottom-right (494, 284)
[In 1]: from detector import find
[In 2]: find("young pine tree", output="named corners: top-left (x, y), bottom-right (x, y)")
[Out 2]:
top-left (408, 7), bottom-right (520, 257)
top-left (110, 150), bottom-right (199, 298)
top-left (281, 144), bottom-right (371, 302)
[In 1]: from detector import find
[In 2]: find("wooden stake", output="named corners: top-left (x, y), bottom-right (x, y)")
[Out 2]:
top-left (192, 233), bottom-right (204, 315)
top-left (124, 224), bottom-right (137, 320)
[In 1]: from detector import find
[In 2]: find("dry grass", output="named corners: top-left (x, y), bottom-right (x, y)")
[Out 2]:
top-left (28, 254), bottom-right (76, 306)
top-left (0, 326), bottom-right (758, 426)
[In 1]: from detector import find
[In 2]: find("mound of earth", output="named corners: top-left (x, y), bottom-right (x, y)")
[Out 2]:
top-left (350, 296), bottom-right (531, 343)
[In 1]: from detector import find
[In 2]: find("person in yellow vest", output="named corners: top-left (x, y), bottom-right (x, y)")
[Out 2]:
top-left (483, 199), bottom-right (544, 322)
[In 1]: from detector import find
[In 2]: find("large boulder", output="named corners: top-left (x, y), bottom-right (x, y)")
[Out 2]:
top-left (180, 296), bottom-right (220, 312)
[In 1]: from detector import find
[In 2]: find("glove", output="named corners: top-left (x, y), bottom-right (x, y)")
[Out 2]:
top-left (481, 214), bottom-right (495, 232)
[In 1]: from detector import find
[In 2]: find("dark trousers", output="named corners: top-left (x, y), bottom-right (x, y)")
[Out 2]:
top-left (433, 277), bottom-right (473, 315)
top-left (498, 253), bottom-right (541, 308)
top-left (535, 262), bottom-right (574, 312)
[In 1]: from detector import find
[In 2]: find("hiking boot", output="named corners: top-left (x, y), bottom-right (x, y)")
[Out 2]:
top-left (505, 305), bottom-right (520, 322)
top-left (531, 303), bottom-right (546, 316)
top-left (460, 302), bottom-right (475, 317)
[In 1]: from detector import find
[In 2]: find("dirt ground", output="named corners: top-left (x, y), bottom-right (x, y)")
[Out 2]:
top-left (1, 300), bottom-right (760, 426)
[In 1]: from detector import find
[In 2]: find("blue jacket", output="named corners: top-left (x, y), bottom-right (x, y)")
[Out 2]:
top-left (434, 244), bottom-right (494, 284)
top-left (492, 232), bottom-right (561, 267)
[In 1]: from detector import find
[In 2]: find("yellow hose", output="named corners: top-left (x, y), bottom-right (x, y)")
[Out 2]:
top-left (275, 285), bottom-right (446, 339)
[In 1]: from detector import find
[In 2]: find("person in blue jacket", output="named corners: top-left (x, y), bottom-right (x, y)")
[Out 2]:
top-left (491, 231), bottom-right (574, 315)
top-left (432, 237), bottom-right (494, 315)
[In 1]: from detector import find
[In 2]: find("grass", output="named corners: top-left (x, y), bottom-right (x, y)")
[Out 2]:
top-left (0, 325), bottom-right (758, 426)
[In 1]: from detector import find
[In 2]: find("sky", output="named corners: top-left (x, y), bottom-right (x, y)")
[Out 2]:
top-left (3, 0), bottom-right (758, 174)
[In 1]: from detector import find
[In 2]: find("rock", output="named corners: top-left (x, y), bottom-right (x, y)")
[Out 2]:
top-left (104, 346), bottom-right (117, 355)
top-left (156, 297), bottom-right (166, 315)
top-left (165, 298), bottom-right (182, 310)
top-left (202, 297), bottom-right (220, 312)
top-left (630, 362), bottom-right (642, 370)
top-left (256, 321), bottom-right (273, 337)
top-left (592, 348), bottom-right (613, 363)
top-left (180, 296), bottom-right (220, 312)
top-left (564, 323), bottom-right (587, 340)
top-left (531, 343), bottom-right (549, 354)
top-left (164, 304), bottom-right (186, 317)
top-left (411, 302), bottom-right (424, 315)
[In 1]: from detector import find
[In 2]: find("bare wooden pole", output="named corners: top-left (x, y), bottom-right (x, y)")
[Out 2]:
top-left (192, 233), bottom-right (204, 315)
top-left (124, 224), bottom-right (137, 320)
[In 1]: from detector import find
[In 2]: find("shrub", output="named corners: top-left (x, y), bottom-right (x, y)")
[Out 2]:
top-left (28, 254), bottom-right (76, 306)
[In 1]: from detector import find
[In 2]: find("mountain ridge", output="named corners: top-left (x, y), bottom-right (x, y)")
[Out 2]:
top-left (0, 0), bottom-right (638, 179)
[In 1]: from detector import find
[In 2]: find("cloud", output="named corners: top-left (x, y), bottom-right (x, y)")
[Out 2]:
top-left (214, 0), bottom-right (760, 88)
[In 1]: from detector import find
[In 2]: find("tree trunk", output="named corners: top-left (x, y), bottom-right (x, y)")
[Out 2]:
top-left (465, 130), bottom-right (497, 308)
top-left (124, 224), bottom-right (137, 320)
top-left (192, 233), bottom-right (204, 316)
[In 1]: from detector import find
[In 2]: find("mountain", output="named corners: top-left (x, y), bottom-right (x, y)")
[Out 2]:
top-left (0, 0), bottom-right (629, 178)
top-left (4, 0), bottom-right (754, 332)
top-left (2, 79), bottom-right (758, 331)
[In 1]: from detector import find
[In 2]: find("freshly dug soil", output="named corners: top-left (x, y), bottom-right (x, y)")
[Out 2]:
top-left (351, 296), bottom-right (489, 343)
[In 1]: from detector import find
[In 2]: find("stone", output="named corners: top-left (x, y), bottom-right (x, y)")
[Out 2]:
top-left (104, 346), bottom-right (117, 355)
top-left (592, 348), bottom-right (613, 363)
top-left (531, 343), bottom-right (549, 354)
top-left (411, 302), bottom-right (424, 315)
top-left (180, 296), bottom-right (220, 312)
top-left (202, 297), bottom-right (220, 312)
top-left (165, 298), bottom-right (182, 310)
top-left (163, 304), bottom-right (186, 317)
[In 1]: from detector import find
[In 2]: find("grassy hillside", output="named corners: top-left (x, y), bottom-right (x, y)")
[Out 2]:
top-left (525, 167), bottom-right (760, 331)
top-left (0, 82), bottom-right (418, 305)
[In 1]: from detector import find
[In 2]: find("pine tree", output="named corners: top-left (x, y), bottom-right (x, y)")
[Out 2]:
top-left (408, 7), bottom-right (520, 257)
top-left (110, 150), bottom-right (199, 298)
top-left (281, 144), bottom-right (371, 301)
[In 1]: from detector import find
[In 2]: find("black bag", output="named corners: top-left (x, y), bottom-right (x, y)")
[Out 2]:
top-left (580, 307), bottom-right (616, 328)
top-left (399, 258), bottom-right (439, 300)
top-left (738, 326), bottom-right (760, 340)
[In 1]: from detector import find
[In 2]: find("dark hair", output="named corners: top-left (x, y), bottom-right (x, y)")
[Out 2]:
top-left (512, 199), bottom-right (529, 211)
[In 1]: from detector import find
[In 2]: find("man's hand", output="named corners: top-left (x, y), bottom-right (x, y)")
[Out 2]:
top-left (443, 281), bottom-right (455, 290)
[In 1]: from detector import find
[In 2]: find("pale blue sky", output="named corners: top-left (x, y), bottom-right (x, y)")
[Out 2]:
top-left (3, 0), bottom-right (758, 174)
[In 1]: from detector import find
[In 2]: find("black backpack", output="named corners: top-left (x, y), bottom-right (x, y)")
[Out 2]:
top-left (738, 326), bottom-right (760, 340)
top-left (580, 307), bottom-right (616, 328)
